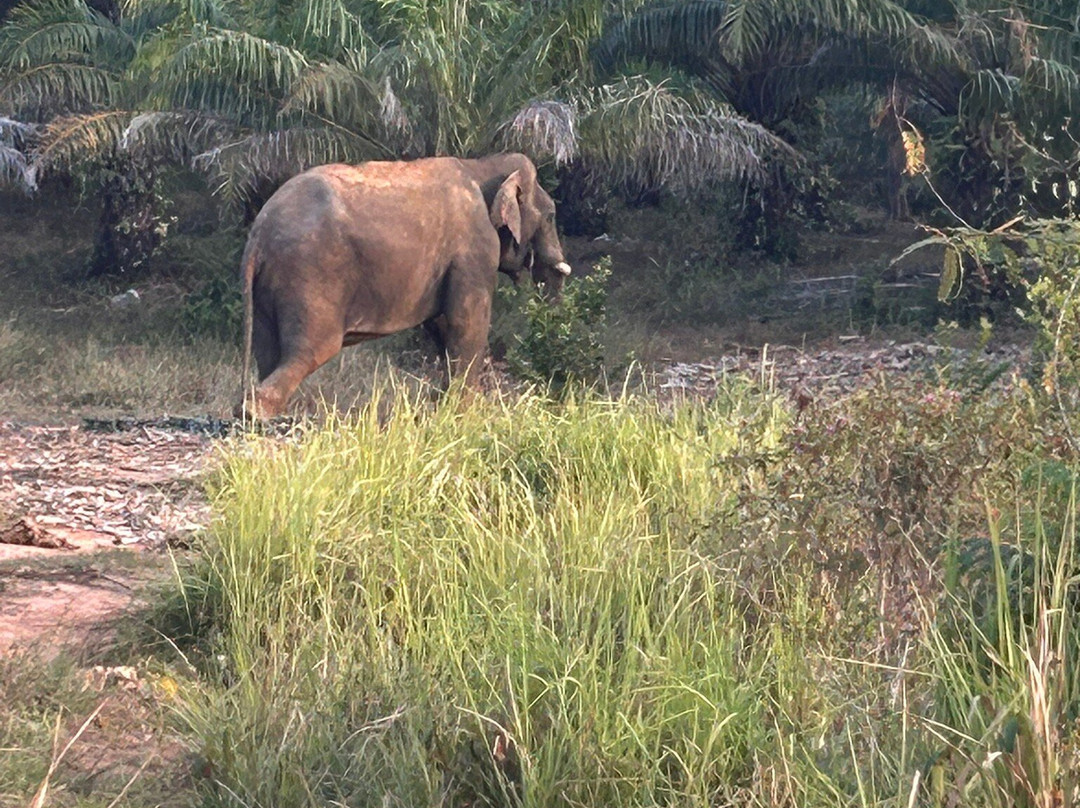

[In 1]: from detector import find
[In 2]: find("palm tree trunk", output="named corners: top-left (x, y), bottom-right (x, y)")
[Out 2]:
top-left (86, 156), bottom-right (163, 278)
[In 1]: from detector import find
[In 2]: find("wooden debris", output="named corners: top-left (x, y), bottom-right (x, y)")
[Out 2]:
top-left (0, 421), bottom-right (215, 550)
top-left (0, 516), bottom-right (73, 549)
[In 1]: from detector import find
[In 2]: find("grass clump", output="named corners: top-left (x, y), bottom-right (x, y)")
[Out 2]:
top-left (183, 385), bottom-right (789, 807)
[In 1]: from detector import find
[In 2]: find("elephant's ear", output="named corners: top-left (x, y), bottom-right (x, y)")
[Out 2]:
top-left (491, 170), bottom-right (523, 246)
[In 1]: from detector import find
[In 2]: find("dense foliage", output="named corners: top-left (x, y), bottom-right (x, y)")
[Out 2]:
top-left (0, 0), bottom-right (788, 274)
top-left (2, 0), bottom-right (1076, 274)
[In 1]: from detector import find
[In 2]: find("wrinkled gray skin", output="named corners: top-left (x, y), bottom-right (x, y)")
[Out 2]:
top-left (237, 153), bottom-right (571, 419)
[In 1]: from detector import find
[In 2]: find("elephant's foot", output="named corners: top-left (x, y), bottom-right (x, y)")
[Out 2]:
top-left (235, 386), bottom-right (288, 421)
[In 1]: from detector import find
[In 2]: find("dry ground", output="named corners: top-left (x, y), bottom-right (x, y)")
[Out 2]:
top-left (0, 421), bottom-right (213, 656)
top-left (0, 425), bottom-right (213, 807)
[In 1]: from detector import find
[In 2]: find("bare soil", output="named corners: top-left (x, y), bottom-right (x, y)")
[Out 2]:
top-left (0, 421), bottom-right (214, 656)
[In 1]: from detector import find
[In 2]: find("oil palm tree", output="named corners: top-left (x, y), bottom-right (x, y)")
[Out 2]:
top-left (594, 0), bottom-right (1080, 225)
top-left (0, 0), bottom-right (172, 274)
top-left (0, 0), bottom-right (800, 271)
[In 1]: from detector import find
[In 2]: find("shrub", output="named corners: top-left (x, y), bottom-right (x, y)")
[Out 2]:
top-left (1020, 221), bottom-right (1080, 419)
top-left (181, 275), bottom-right (242, 343)
top-left (507, 258), bottom-right (611, 389)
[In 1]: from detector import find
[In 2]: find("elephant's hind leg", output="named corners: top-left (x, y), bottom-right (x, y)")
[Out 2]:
top-left (252, 310), bottom-right (345, 418)
top-left (422, 314), bottom-right (452, 388)
top-left (252, 311), bottom-right (281, 381)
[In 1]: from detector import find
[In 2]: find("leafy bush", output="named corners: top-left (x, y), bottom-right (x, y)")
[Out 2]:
top-left (924, 218), bottom-right (1080, 438)
top-left (714, 373), bottom-right (1040, 654)
top-left (1020, 221), bottom-right (1080, 420)
top-left (507, 258), bottom-right (611, 389)
top-left (181, 275), bottom-right (242, 343)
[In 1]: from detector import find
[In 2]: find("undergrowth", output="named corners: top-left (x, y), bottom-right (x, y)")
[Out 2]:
top-left (174, 373), bottom-right (1080, 808)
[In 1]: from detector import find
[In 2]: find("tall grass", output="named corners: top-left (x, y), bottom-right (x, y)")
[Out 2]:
top-left (185, 384), bottom-right (788, 806)
top-left (925, 481), bottom-right (1080, 808)
top-left (180, 378), bottom-right (1080, 807)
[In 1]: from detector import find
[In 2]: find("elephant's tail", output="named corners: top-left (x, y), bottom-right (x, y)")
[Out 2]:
top-left (239, 241), bottom-right (259, 414)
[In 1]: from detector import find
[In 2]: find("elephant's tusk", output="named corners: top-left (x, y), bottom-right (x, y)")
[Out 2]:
top-left (555, 261), bottom-right (572, 276)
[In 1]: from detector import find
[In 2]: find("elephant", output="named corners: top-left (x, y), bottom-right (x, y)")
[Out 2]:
top-left (236, 153), bottom-right (572, 419)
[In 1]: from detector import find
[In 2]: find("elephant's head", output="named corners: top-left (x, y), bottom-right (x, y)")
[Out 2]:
top-left (489, 163), bottom-right (571, 297)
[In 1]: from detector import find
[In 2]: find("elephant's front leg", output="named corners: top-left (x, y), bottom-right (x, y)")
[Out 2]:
top-left (441, 280), bottom-right (494, 389)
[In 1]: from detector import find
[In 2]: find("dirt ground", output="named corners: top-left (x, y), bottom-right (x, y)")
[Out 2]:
top-left (0, 421), bottom-right (214, 657)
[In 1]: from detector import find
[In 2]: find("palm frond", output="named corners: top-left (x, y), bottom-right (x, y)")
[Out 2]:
top-left (282, 59), bottom-right (381, 128)
top-left (595, 1), bottom-right (730, 76)
top-left (159, 28), bottom-right (309, 121)
top-left (793, 0), bottom-right (921, 42)
top-left (282, 60), bottom-right (409, 155)
top-left (475, 0), bottom-right (624, 126)
top-left (192, 125), bottom-right (386, 205)
top-left (577, 75), bottom-right (794, 193)
top-left (959, 68), bottom-right (1020, 123)
top-left (121, 0), bottom-right (237, 36)
top-left (1024, 55), bottom-right (1080, 111)
top-left (0, 115), bottom-right (40, 145)
top-left (0, 116), bottom-right (41, 190)
top-left (894, 17), bottom-right (967, 68)
top-left (371, 33), bottom-right (471, 155)
top-left (710, 0), bottom-right (768, 64)
top-left (292, 0), bottom-right (370, 55)
top-left (0, 1), bottom-right (133, 69)
top-left (597, 0), bottom-right (969, 112)
top-left (378, 76), bottom-right (410, 138)
top-left (0, 143), bottom-right (39, 191)
top-left (1031, 22), bottom-right (1080, 67)
top-left (498, 99), bottom-right (577, 165)
top-left (30, 108), bottom-right (130, 174)
top-left (0, 62), bottom-right (119, 119)
top-left (518, 0), bottom-right (633, 85)
top-left (120, 109), bottom-right (236, 162)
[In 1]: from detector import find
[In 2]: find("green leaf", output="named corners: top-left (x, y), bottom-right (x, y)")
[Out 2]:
top-left (939, 245), bottom-right (963, 302)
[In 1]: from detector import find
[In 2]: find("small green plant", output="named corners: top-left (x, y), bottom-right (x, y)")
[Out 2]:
top-left (901, 218), bottom-right (1080, 431)
top-left (508, 257), bottom-right (611, 390)
top-left (182, 275), bottom-right (243, 342)
top-left (1020, 222), bottom-right (1080, 426)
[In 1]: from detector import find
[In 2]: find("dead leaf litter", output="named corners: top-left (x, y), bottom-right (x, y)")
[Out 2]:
top-left (0, 421), bottom-right (214, 555)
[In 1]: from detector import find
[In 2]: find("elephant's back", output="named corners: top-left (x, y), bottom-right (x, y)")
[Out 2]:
top-left (253, 169), bottom-right (342, 233)
top-left (305, 158), bottom-right (471, 196)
